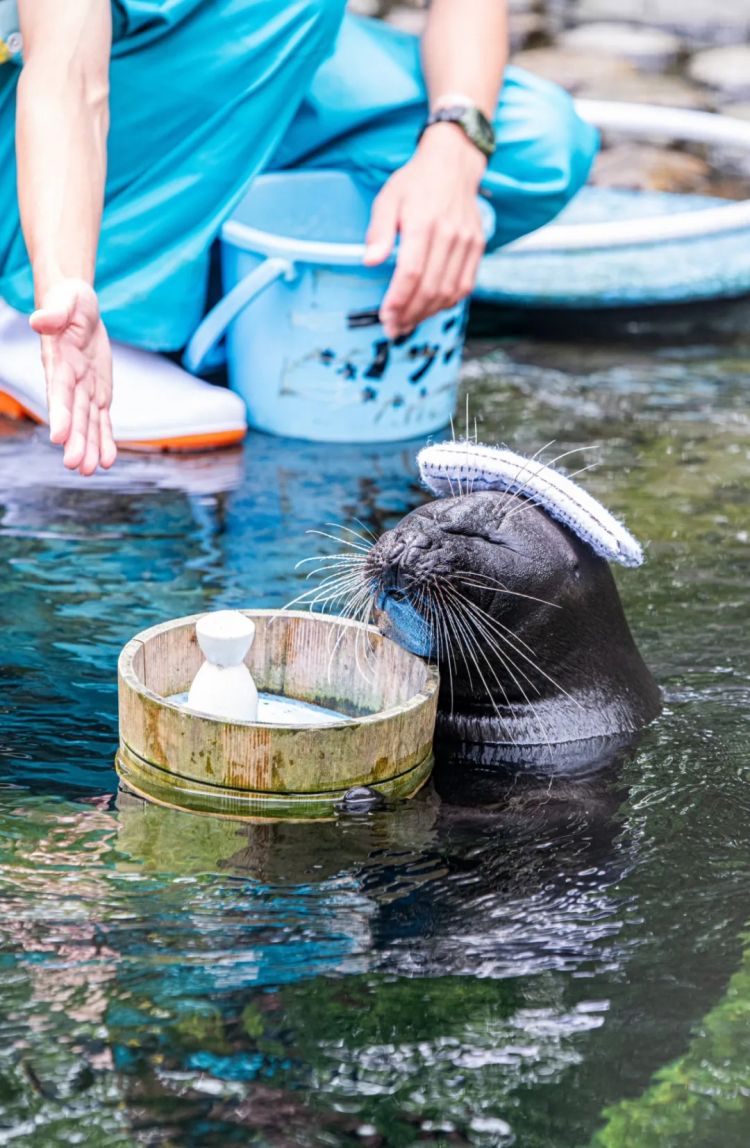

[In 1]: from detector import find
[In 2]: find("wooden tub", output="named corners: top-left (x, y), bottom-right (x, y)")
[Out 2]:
top-left (116, 610), bottom-right (438, 820)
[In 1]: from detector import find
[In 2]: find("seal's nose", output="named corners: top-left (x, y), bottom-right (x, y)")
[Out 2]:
top-left (401, 528), bottom-right (433, 561)
top-left (391, 529), bottom-right (434, 579)
top-left (367, 524), bottom-right (436, 605)
top-left (375, 568), bottom-right (401, 611)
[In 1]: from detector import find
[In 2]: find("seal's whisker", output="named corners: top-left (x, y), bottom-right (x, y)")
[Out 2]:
top-left (323, 522), bottom-right (375, 550)
top-left (447, 584), bottom-right (549, 677)
top-left (443, 583), bottom-right (536, 695)
top-left (326, 581), bottom-right (377, 685)
top-left (423, 586), bottom-right (456, 715)
top-left (326, 600), bottom-right (362, 661)
top-left (329, 591), bottom-right (370, 645)
top-left (303, 565), bottom-right (365, 584)
top-left (436, 587), bottom-right (519, 741)
top-left (429, 586), bottom-right (465, 693)
top-left (436, 595), bottom-right (459, 719)
top-left (352, 517), bottom-right (380, 544)
top-left (444, 602), bottom-right (553, 751)
top-left (565, 461), bottom-right (600, 481)
top-left (446, 583), bottom-right (548, 678)
top-left (291, 568), bottom-right (364, 598)
top-left (335, 573), bottom-right (377, 673)
top-left (283, 570), bottom-right (365, 612)
top-left (301, 561), bottom-right (367, 581)
top-left (501, 459), bottom-right (601, 527)
top-left (420, 590), bottom-right (450, 704)
top-left (490, 442), bottom-right (595, 525)
top-left (450, 623), bottom-right (525, 743)
top-left (444, 584), bottom-right (542, 697)
top-left (284, 578), bottom-right (360, 610)
top-left (450, 413), bottom-right (466, 497)
top-left (351, 591), bottom-right (378, 684)
top-left (448, 588), bottom-right (585, 711)
top-left (494, 438), bottom-right (558, 518)
top-left (452, 571), bottom-right (562, 612)
top-left (326, 614), bottom-right (357, 682)
top-left (440, 586), bottom-right (468, 685)
top-left (431, 587), bottom-right (473, 693)
top-left (464, 394), bottom-right (472, 495)
top-left (541, 443), bottom-right (596, 469)
top-left (306, 529), bottom-right (370, 553)
top-left (442, 585), bottom-right (552, 748)
top-left (285, 584), bottom-right (362, 612)
top-left (500, 448), bottom-right (598, 524)
top-left (351, 581), bottom-right (377, 648)
top-left (533, 438), bottom-right (558, 461)
top-left (455, 580), bottom-right (562, 612)
top-left (324, 574), bottom-right (371, 647)
top-left (296, 553), bottom-right (367, 569)
top-left (293, 525), bottom-right (377, 683)
top-left (326, 579), bottom-right (372, 647)
top-left (328, 578), bottom-right (374, 615)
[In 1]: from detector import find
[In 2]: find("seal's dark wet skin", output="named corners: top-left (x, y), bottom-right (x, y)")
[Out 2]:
top-left (335, 785), bottom-right (387, 815)
top-left (367, 490), bottom-right (661, 764)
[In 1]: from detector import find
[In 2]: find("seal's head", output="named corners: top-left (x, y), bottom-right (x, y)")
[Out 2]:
top-left (366, 490), bottom-right (661, 756)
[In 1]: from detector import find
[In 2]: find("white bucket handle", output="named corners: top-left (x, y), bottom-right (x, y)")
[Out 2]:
top-left (507, 101), bottom-right (750, 254)
top-left (184, 256), bottom-right (295, 375)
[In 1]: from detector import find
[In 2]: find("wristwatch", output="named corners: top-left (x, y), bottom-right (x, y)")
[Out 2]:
top-left (419, 104), bottom-right (496, 159)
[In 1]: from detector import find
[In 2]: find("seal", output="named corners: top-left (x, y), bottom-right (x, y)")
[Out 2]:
top-left (365, 489), bottom-right (661, 765)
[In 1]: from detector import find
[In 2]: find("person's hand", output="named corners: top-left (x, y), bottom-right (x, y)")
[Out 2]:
top-left (29, 278), bottom-right (117, 475)
top-left (364, 123), bottom-right (488, 339)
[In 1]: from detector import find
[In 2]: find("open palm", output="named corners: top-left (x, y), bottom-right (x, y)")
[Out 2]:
top-left (30, 279), bottom-right (117, 475)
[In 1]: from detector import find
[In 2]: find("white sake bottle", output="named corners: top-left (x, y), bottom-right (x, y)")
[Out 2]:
top-left (187, 610), bottom-right (258, 722)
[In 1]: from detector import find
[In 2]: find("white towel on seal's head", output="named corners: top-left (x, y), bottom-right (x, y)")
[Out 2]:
top-left (417, 440), bottom-right (644, 568)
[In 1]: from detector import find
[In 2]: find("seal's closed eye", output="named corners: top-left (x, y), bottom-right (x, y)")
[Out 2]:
top-left (441, 522), bottom-right (515, 547)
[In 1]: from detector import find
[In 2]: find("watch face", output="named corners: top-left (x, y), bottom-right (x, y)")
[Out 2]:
top-left (461, 106), bottom-right (496, 157)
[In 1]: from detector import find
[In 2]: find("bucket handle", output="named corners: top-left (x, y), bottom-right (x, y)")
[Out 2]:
top-left (184, 256), bottom-right (296, 374)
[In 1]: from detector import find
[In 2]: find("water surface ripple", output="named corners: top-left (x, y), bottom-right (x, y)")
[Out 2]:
top-left (1, 308), bottom-right (749, 1146)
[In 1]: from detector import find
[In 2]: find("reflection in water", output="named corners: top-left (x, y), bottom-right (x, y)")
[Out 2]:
top-left (1, 311), bottom-right (750, 1144)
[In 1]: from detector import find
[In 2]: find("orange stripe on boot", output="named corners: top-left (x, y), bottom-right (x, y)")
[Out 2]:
top-left (0, 390), bottom-right (42, 423)
top-left (118, 428), bottom-right (246, 453)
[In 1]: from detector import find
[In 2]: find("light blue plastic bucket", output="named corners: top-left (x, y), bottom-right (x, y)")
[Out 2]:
top-left (184, 171), bottom-right (494, 443)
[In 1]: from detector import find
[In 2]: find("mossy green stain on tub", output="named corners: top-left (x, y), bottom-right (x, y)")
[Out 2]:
top-left (116, 743), bottom-right (434, 821)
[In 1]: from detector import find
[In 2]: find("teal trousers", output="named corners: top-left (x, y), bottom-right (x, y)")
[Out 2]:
top-left (0, 2), bottom-right (597, 351)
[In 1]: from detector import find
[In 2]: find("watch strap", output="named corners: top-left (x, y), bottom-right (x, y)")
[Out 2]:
top-left (420, 105), bottom-right (496, 159)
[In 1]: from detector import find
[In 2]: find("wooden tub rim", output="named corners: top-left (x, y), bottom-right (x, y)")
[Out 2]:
top-left (118, 608), bottom-right (440, 731)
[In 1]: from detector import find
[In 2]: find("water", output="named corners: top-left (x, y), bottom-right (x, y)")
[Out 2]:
top-left (168, 692), bottom-right (351, 727)
top-left (1, 303), bottom-right (750, 1146)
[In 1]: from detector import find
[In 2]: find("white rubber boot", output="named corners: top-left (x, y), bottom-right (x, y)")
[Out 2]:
top-left (0, 300), bottom-right (247, 451)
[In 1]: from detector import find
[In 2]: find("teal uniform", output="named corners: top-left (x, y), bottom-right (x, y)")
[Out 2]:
top-left (0, 1), bottom-right (598, 351)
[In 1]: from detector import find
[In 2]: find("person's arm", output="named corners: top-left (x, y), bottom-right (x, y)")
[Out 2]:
top-left (365, 0), bottom-right (507, 339)
top-left (16, 0), bottom-right (116, 474)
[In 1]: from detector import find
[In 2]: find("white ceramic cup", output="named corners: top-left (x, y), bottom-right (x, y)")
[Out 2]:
top-left (195, 610), bottom-right (256, 667)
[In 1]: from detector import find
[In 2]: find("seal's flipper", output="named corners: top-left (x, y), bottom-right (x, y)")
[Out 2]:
top-left (417, 441), bottom-right (644, 568)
